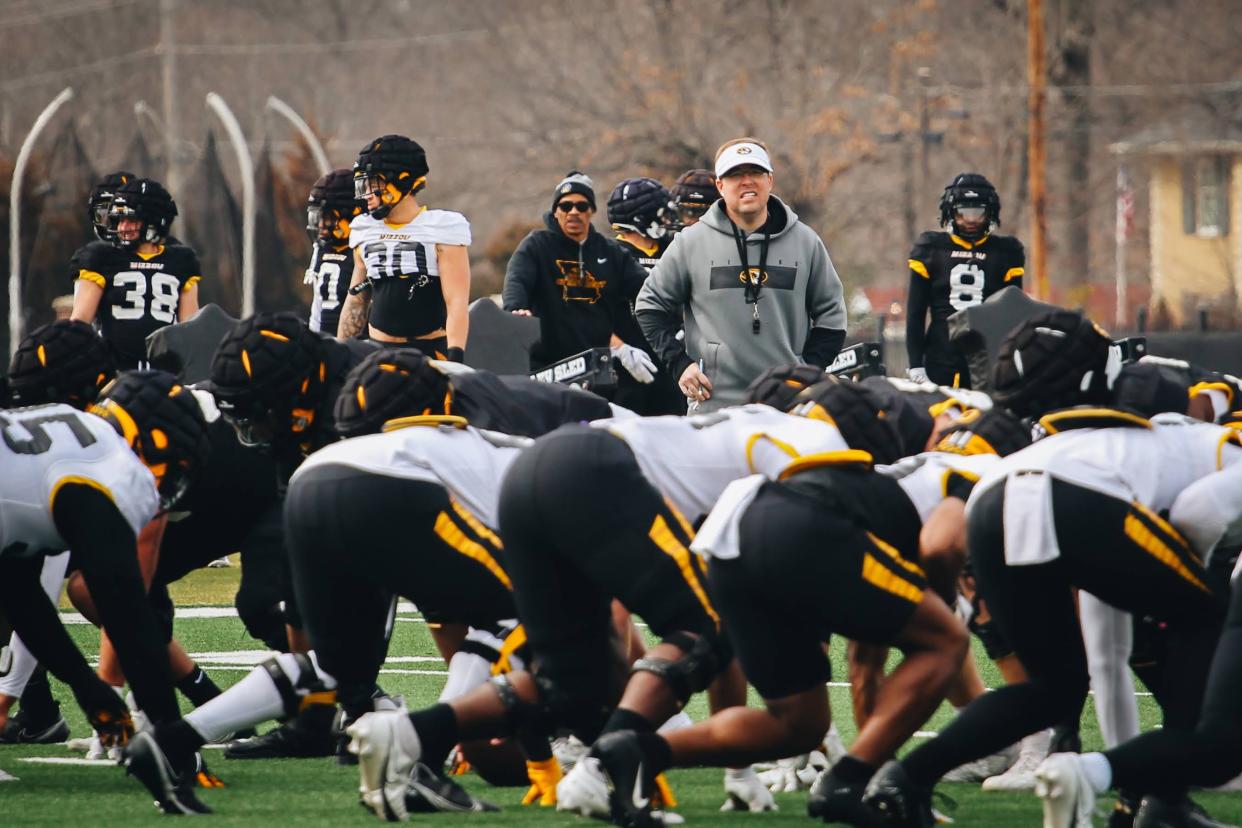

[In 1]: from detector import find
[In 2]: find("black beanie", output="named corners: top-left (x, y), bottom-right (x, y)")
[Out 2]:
top-left (552, 170), bottom-right (596, 211)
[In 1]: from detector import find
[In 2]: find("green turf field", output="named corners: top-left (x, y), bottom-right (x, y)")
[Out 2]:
top-left (3, 565), bottom-right (1240, 826)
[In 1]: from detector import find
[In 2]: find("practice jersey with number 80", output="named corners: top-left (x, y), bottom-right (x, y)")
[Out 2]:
top-left (76, 242), bottom-right (202, 368)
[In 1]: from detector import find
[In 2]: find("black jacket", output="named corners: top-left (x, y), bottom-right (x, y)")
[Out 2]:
top-left (502, 213), bottom-right (647, 370)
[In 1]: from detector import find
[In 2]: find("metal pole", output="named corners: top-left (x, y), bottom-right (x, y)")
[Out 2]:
top-left (1114, 165), bottom-right (1128, 329)
top-left (205, 92), bottom-right (255, 317)
top-left (917, 67), bottom-right (932, 225)
top-left (265, 96), bottom-right (331, 176)
top-left (159, 0), bottom-right (180, 194)
top-left (9, 87), bottom-right (74, 359)
top-left (1028, 0), bottom-right (1049, 301)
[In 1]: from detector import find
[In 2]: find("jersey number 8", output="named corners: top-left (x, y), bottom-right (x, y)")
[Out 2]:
top-left (948, 263), bottom-right (985, 311)
top-left (112, 271), bottom-right (181, 323)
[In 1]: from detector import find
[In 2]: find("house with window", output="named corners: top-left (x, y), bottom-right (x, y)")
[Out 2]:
top-left (1111, 113), bottom-right (1240, 327)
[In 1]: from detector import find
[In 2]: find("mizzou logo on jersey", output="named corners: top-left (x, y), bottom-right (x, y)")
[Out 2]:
top-left (709, 264), bottom-right (796, 291)
top-left (555, 260), bottom-right (607, 303)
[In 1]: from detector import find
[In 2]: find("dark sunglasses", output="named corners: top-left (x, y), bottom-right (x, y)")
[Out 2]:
top-left (556, 201), bottom-right (592, 213)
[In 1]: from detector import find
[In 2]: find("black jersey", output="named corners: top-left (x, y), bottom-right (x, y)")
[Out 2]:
top-left (306, 241), bottom-right (355, 334)
top-left (76, 242), bottom-right (202, 369)
top-left (615, 235), bottom-right (671, 302)
top-left (906, 232), bottom-right (1024, 373)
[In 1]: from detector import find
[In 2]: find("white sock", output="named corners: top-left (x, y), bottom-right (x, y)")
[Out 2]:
top-left (658, 710), bottom-right (694, 734)
top-left (1080, 593), bottom-right (1139, 747)
top-left (184, 652), bottom-right (334, 743)
top-left (1079, 752), bottom-right (1112, 793)
top-left (439, 651), bottom-right (493, 704)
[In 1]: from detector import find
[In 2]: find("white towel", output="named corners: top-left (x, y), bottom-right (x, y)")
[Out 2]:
top-left (689, 474), bottom-right (766, 561)
top-left (1002, 471), bottom-right (1061, 565)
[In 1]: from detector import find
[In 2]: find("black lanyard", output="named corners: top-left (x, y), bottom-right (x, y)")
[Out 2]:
top-left (730, 219), bottom-right (771, 334)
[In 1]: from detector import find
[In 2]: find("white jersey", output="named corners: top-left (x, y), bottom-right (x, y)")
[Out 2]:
top-left (970, 414), bottom-right (1242, 566)
top-left (594, 404), bottom-right (850, 522)
top-left (292, 421), bottom-right (529, 528)
top-left (349, 209), bottom-right (471, 283)
top-left (0, 405), bottom-right (158, 558)
top-left (879, 451), bottom-right (1001, 523)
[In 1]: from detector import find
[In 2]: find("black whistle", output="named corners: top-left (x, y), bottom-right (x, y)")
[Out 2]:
top-left (752, 318), bottom-right (761, 335)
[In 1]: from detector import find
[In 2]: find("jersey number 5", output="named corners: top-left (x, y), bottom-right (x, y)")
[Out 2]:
top-left (0, 410), bottom-right (97, 455)
top-left (112, 271), bottom-right (181, 323)
top-left (948, 263), bottom-right (985, 311)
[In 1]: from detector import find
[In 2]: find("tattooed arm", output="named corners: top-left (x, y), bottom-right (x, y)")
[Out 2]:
top-left (336, 248), bottom-right (371, 339)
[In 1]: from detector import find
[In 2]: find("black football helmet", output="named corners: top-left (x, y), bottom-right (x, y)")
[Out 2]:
top-left (938, 173), bottom-right (1001, 240)
top-left (790, 380), bottom-right (905, 465)
top-left (934, 407), bottom-right (1032, 457)
top-left (209, 312), bottom-right (326, 449)
top-left (744, 363), bottom-right (831, 411)
top-left (87, 171), bottom-right (136, 243)
top-left (88, 370), bottom-right (211, 511)
top-left (667, 168), bottom-right (719, 231)
top-left (607, 177), bottom-right (671, 240)
top-left (334, 348), bottom-right (455, 438)
top-left (992, 310), bottom-right (1116, 419)
top-left (307, 168), bottom-right (363, 244)
top-left (108, 178), bottom-right (177, 249)
top-left (353, 135), bottom-right (429, 220)
top-left (8, 320), bottom-right (115, 408)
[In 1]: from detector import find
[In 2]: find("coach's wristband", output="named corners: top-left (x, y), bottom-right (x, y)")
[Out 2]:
top-left (445, 347), bottom-right (465, 363)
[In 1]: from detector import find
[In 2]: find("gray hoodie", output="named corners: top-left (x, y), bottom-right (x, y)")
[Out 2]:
top-left (635, 195), bottom-right (846, 411)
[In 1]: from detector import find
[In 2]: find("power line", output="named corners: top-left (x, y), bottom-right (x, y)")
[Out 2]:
top-left (0, 48), bottom-right (158, 92)
top-left (0, 0), bottom-right (141, 30)
top-left (171, 28), bottom-right (487, 56)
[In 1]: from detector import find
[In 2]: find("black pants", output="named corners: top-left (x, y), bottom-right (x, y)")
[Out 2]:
top-left (902, 478), bottom-right (1225, 786)
top-left (497, 425), bottom-right (723, 737)
top-left (711, 473), bottom-right (927, 700)
top-left (1105, 575), bottom-right (1242, 792)
top-left (232, 501), bottom-right (298, 650)
top-left (285, 465), bottom-right (515, 716)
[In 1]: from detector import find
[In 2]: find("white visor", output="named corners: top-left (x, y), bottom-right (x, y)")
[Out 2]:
top-left (715, 143), bottom-right (773, 178)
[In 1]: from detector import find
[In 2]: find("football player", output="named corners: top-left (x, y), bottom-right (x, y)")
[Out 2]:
top-left (864, 312), bottom-right (1236, 828)
top-left (346, 382), bottom-right (882, 821)
top-left (70, 178), bottom-right (201, 370)
top-left (203, 312), bottom-right (375, 758)
top-left (607, 177), bottom-right (683, 416)
top-left (304, 168), bottom-right (362, 334)
top-left (0, 370), bottom-right (214, 813)
top-left (665, 168), bottom-right (719, 233)
top-left (589, 381), bottom-right (968, 828)
top-left (337, 135), bottom-right (471, 361)
top-left (905, 173), bottom-right (1025, 388)
top-left (0, 320), bottom-right (116, 744)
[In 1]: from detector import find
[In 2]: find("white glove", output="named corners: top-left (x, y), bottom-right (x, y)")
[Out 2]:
top-left (720, 766), bottom-right (777, 812)
top-left (907, 366), bottom-right (929, 383)
top-left (612, 343), bottom-right (658, 384)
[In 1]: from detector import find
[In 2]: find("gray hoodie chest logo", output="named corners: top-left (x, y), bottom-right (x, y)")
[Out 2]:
top-left (709, 264), bottom-right (797, 291)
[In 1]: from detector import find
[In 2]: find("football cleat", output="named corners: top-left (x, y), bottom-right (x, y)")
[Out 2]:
top-left (552, 733), bottom-right (589, 772)
top-left (403, 762), bottom-right (498, 813)
top-left (807, 766), bottom-right (875, 823)
top-left (224, 707), bottom-right (335, 760)
top-left (0, 706), bottom-right (70, 744)
top-left (941, 743), bottom-right (1019, 784)
top-left (1034, 753), bottom-right (1096, 828)
top-left (1109, 790), bottom-right (1140, 828)
top-left (593, 731), bottom-right (663, 828)
top-left (863, 761), bottom-right (938, 827)
top-left (1134, 795), bottom-right (1235, 828)
top-left (720, 766), bottom-right (776, 812)
top-left (123, 730), bottom-right (212, 814)
top-left (347, 710), bottom-right (422, 821)
top-left (982, 729), bottom-right (1051, 792)
top-left (557, 756), bottom-right (611, 818)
